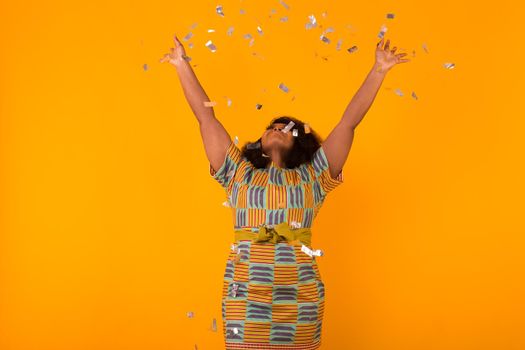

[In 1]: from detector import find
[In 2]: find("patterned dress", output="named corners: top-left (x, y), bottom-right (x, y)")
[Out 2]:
top-left (209, 140), bottom-right (344, 349)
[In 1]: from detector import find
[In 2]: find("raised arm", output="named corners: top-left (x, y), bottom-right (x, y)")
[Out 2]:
top-left (322, 37), bottom-right (411, 179)
top-left (160, 35), bottom-right (232, 173)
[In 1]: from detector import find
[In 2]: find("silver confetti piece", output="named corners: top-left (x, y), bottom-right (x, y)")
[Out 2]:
top-left (205, 40), bottom-right (217, 52)
top-left (240, 8), bottom-right (245, 15)
top-left (188, 43), bottom-right (194, 49)
top-left (378, 24), bottom-right (388, 39)
top-left (183, 32), bottom-right (193, 41)
top-left (321, 11), bottom-right (328, 17)
top-left (255, 103), bottom-right (263, 110)
top-left (280, 16), bottom-right (288, 22)
top-left (282, 121), bottom-right (295, 133)
top-left (227, 26), bottom-right (234, 36)
top-left (233, 327), bottom-right (239, 334)
top-left (320, 34), bottom-right (330, 44)
top-left (211, 318), bottom-right (217, 332)
top-left (325, 27), bottom-right (335, 33)
top-left (278, 83), bottom-right (289, 93)
top-left (305, 14), bottom-right (317, 30)
top-left (280, 0), bottom-right (290, 10)
top-left (249, 38), bottom-right (255, 47)
top-left (292, 129), bottom-right (298, 137)
top-left (422, 43), bottom-right (429, 53)
top-left (226, 97), bottom-right (232, 107)
top-left (243, 33), bottom-right (252, 40)
top-left (336, 39), bottom-right (343, 50)
top-left (270, 8), bottom-right (277, 15)
top-left (234, 136), bottom-right (239, 145)
top-left (386, 13), bottom-right (395, 19)
top-left (290, 220), bottom-right (302, 228)
top-left (207, 29), bottom-right (215, 33)
top-left (443, 62), bottom-right (455, 69)
top-left (394, 88), bottom-right (404, 97)
top-left (257, 26), bottom-right (263, 35)
top-left (411, 91), bottom-right (418, 100)
top-left (143, 63), bottom-right (148, 71)
top-left (347, 45), bottom-right (358, 53)
top-left (190, 23), bottom-right (198, 30)
top-left (187, 311), bottom-right (194, 318)
top-left (216, 5), bottom-right (225, 17)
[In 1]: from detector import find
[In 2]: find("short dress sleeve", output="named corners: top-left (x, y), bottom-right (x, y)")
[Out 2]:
top-left (209, 140), bottom-right (243, 193)
top-left (310, 144), bottom-right (344, 197)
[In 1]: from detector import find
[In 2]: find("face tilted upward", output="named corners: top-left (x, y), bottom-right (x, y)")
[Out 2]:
top-left (260, 122), bottom-right (295, 155)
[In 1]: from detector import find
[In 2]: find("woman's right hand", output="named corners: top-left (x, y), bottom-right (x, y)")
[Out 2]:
top-left (160, 35), bottom-right (187, 66)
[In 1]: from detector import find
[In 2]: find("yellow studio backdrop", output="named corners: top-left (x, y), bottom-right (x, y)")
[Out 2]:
top-left (1, 0), bottom-right (524, 349)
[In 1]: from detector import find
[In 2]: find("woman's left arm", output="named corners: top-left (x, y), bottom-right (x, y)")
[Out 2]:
top-left (322, 37), bottom-right (411, 179)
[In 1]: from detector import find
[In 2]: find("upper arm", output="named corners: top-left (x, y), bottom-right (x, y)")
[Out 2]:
top-left (208, 140), bottom-right (243, 192)
top-left (321, 122), bottom-right (355, 179)
top-left (199, 117), bottom-right (234, 174)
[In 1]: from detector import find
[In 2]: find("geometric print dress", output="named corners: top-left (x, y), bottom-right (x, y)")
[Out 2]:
top-left (209, 140), bottom-right (344, 349)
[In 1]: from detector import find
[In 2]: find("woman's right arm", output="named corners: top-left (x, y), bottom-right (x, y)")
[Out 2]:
top-left (161, 35), bottom-right (232, 173)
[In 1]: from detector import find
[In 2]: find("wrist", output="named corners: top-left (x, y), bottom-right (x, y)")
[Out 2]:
top-left (372, 62), bottom-right (389, 74)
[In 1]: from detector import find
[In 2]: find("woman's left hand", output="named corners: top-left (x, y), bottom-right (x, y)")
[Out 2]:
top-left (374, 37), bottom-right (410, 72)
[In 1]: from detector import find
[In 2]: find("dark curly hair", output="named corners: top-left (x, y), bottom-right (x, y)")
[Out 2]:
top-left (240, 116), bottom-right (323, 169)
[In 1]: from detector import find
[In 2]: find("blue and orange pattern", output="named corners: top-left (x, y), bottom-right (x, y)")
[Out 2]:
top-left (209, 140), bottom-right (344, 349)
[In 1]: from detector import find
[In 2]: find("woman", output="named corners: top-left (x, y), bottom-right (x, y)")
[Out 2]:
top-left (161, 34), bottom-right (409, 349)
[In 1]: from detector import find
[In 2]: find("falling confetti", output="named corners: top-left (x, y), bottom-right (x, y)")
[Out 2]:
top-left (205, 40), bottom-right (217, 52)
top-left (290, 221), bottom-right (302, 228)
top-left (321, 11), bottom-right (328, 18)
top-left (347, 45), bottom-right (358, 53)
top-left (187, 311), bottom-right (194, 318)
top-left (190, 23), bottom-right (198, 30)
top-left (234, 136), bottom-right (239, 145)
top-left (249, 38), bottom-right (255, 47)
top-left (278, 83), bottom-right (289, 93)
top-left (304, 123), bottom-right (311, 134)
top-left (183, 32), bottom-right (193, 41)
top-left (282, 121), bottom-right (295, 133)
top-left (336, 39), bottom-right (343, 50)
top-left (305, 14), bottom-right (317, 30)
top-left (207, 29), bottom-right (215, 33)
top-left (320, 34), bottom-right (331, 44)
top-left (255, 103), bottom-right (263, 110)
top-left (143, 63), bottom-right (148, 71)
top-left (280, 0), bottom-right (290, 10)
top-left (325, 27), bottom-right (335, 33)
top-left (233, 327), bottom-right (239, 334)
top-left (411, 91), bottom-right (418, 100)
top-left (204, 101), bottom-right (217, 107)
top-left (422, 43), bottom-right (429, 53)
top-left (292, 129), bottom-right (298, 137)
top-left (222, 200), bottom-right (231, 207)
top-left (378, 24), bottom-right (388, 39)
top-left (386, 13), bottom-right (395, 19)
top-left (225, 96), bottom-right (232, 107)
top-left (443, 62), bottom-right (455, 69)
top-left (394, 88), bottom-right (404, 97)
top-left (188, 43), bottom-right (194, 49)
top-left (211, 318), bottom-right (217, 332)
top-left (280, 16), bottom-right (288, 22)
top-left (240, 8), bottom-right (245, 15)
top-left (257, 26), bottom-right (263, 35)
top-left (216, 5), bottom-right (225, 17)
top-left (227, 26), bottom-right (234, 36)
top-left (244, 33), bottom-right (253, 40)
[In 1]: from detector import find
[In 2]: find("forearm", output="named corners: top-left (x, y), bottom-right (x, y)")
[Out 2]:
top-left (340, 62), bottom-right (388, 129)
top-left (174, 59), bottom-right (215, 124)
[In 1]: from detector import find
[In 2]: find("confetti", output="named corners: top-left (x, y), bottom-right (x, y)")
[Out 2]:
top-left (304, 123), bottom-right (310, 134)
top-left (325, 27), bottom-right (335, 33)
top-left (305, 14), bottom-right (317, 30)
top-left (292, 129), bottom-right (298, 137)
top-left (225, 97), bottom-right (232, 107)
top-left (257, 26), bottom-right (263, 35)
top-left (227, 26), bottom-right (234, 36)
top-left (216, 5), bottom-right (225, 17)
top-left (244, 33), bottom-right (253, 40)
top-left (280, 16), bottom-right (288, 22)
top-left (301, 244), bottom-right (323, 257)
top-left (205, 40), bottom-right (217, 52)
top-left (411, 91), bottom-right (418, 100)
top-left (211, 318), bottom-right (217, 332)
top-left (255, 103), bottom-right (263, 110)
top-left (282, 121), bottom-right (295, 133)
top-left (231, 283), bottom-right (239, 297)
top-left (290, 221), bottom-right (302, 229)
top-left (378, 24), bottom-right (387, 39)
top-left (234, 136), bottom-right (239, 145)
top-left (187, 311), bottom-right (194, 318)
top-left (207, 29), bottom-right (215, 33)
top-left (280, 0), bottom-right (290, 10)
top-left (188, 43), bottom-right (194, 49)
top-left (320, 34), bottom-right (331, 44)
top-left (336, 39), bottom-right (343, 50)
top-left (443, 62), bottom-right (455, 69)
top-left (249, 38), bottom-right (255, 47)
top-left (204, 101), bottom-right (217, 107)
top-left (347, 45), bottom-right (358, 53)
top-left (240, 8), bottom-right (245, 15)
top-left (183, 32), bottom-right (193, 41)
top-left (321, 11), bottom-right (328, 18)
top-left (270, 8), bottom-right (277, 15)
top-left (190, 23), bottom-right (198, 30)
top-left (143, 63), bottom-right (148, 71)
top-left (394, 88), bottom-right (404, 97)
top-left (422, 43), bottom-right (429, 53)
top-left (386, 13), bottom-right (395, 19)
top-left (222, 200), bottom-right (231, 207)
top-left (278, 83), bottom-right (289, 93)
top-left (233, 327), bottom-right (239, 335)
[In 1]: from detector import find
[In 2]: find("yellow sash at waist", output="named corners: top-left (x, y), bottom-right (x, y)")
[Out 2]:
top-left (233, 222), bottom-right (312, 247)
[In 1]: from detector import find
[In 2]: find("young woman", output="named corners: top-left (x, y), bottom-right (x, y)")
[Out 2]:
top-left (161, 34), bottom-right (409, 349)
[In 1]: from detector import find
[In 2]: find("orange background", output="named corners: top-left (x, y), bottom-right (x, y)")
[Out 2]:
top-left (1, 0), bottom-right (524, 349)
